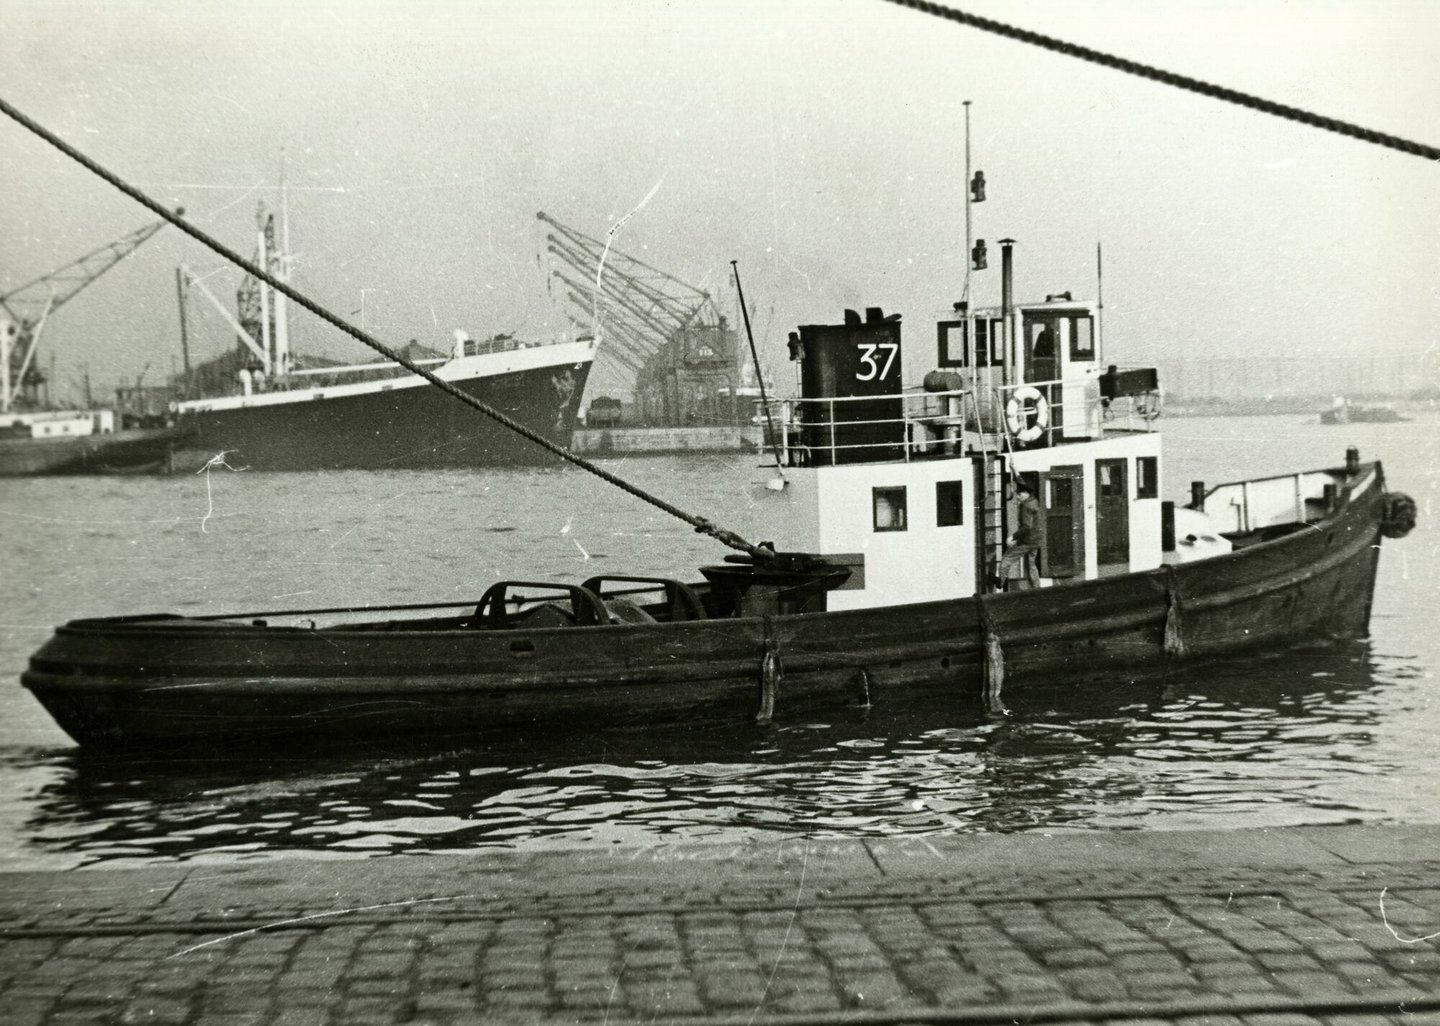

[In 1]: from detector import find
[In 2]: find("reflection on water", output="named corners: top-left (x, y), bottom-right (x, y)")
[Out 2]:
top-left (7, 642), bottom-right (1415, 867)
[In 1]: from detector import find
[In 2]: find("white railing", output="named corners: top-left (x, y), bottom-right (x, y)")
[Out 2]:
top-left (755, 375), bottom-right (1159, 465)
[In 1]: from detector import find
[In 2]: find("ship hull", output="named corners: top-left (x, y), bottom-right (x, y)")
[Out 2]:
top-left (172, 342), bottom-right (593, 471)
top-left (21, 462), bottom-right (1400, 753)
top-left (0, 426), bottom-right (190, 476)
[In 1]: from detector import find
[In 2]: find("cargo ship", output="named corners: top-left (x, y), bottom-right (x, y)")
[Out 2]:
top-left (170, 333), bottom-right (594, 472)
top-left (169, 203), bottom-right (594, 472)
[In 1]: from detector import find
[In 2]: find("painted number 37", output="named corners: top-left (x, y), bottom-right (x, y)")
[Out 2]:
top-left (855, 341), bottom-right (898, 382)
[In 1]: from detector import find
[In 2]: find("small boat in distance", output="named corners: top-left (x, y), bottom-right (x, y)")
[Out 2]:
top-left (0, 407), bottom-right (189, 476)
top-left (1319, 396), bottom-right (1408, 425)
top-left (22, 242), bottom-right (1417, 752)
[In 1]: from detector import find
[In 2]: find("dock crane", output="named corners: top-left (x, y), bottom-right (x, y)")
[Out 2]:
top-left (1, 217), bottom-right (170, 413)
top-left (537, 212), bottom-right (739, 423)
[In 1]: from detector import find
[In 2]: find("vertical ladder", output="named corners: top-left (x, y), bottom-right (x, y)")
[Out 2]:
top-left (981, 450), bottom-right (1009, 590)
top-left (965, 390), bottom-right (1012, 593)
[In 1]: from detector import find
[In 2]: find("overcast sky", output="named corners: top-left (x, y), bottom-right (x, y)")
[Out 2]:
top-left (2, 0), bottom-right (1436, 400)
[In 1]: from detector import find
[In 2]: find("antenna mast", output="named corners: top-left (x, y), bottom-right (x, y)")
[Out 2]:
top-left (963, 100), bottom-right (973, 305)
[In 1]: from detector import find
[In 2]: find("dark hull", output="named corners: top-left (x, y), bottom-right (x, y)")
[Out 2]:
top-left (22, 464), bottom-right (1395, 753)
top-left (0, 426), bottom-right (190, 477)
top-left (174, 358), bottom-right (591, 471)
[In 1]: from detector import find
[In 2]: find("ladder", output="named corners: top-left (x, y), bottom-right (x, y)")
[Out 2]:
top-left (964, 390), bottom-right (1014, 593)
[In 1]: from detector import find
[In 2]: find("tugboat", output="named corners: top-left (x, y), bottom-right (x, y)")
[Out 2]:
top-left (20, 240), bottom-right (1417, 752)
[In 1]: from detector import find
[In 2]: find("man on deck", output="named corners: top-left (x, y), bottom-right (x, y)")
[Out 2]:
top-left (998, 475), bottom-right (1041, 590)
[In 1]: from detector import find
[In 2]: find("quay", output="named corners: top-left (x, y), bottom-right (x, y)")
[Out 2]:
top-left (2, 825), bottom-right (1438, 1025)
top-left (570, 425), bottom-right (761, 456)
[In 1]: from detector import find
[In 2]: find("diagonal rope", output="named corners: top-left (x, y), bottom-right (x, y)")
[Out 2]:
top-left (0, 94), bottom-right (769, 560)
top-left (880, 0), bottom-right (1440, 163)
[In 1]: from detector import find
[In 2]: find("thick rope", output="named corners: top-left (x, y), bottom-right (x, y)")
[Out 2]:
top-left (0, 95), bottom-right (768, 560)
top-left (881, 0), bottom-right (1440, 163)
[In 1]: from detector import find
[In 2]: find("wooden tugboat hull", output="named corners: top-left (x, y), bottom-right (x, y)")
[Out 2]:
top-left (21, 463), bottom-right (1392, 753)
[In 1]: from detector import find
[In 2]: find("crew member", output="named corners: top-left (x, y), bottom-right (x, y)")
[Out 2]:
top-left (998, 475), bottom-right (1041, 589)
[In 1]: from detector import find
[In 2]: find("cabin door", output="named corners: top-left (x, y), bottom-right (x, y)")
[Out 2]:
top-left (1095, 458), bottom-right (1130, 569)
top-left (1040, 464), bottom-right (1085, 579)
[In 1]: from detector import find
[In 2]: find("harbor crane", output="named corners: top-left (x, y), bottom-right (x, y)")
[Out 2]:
top-left (537, 212), bottom-right (740, 423)
top-left (1, 217), bottom-right (170, 413)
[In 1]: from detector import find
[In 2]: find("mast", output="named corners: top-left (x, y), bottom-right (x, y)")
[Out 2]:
top-left (1095, 241), bottom-right (1105, 367)
top-left (963, 100), bottom-right (973, 307)
top-left (175, 267), bottom-right (191, 397)
top-left (274, 158), bottom-right (291, 377)
top-left (256, 209), bottom-right (272, 376)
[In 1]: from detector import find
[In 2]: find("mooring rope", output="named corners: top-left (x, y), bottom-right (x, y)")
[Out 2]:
top-left (0, 96), bottom-right (770, 560)
top-left (881, 0), bottom-right (1440, 163)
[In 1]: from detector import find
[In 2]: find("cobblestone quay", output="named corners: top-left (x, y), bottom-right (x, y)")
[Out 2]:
top-left (2, 825), bottom-right (1438, 1025)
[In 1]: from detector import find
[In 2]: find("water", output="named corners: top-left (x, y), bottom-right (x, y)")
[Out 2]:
top-left (1, 415), bottom-right (1436, 868)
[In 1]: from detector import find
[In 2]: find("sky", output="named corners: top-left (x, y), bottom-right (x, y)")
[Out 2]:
top-left (2, 0), bottom-right (1437, 402)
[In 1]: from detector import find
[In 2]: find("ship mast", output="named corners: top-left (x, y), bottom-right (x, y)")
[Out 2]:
top-left (963, 99), bottom-right (973, 307)
top-left (274, 158), bottom-right (291, 378)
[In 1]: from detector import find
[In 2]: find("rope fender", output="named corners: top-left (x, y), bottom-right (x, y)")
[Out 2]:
top-left (976, 596), bottom-right (1006, 712)
top-left (1163, 565), bottom-right (1188, 659)
top-left (757, 616), bottom-right (781, 725)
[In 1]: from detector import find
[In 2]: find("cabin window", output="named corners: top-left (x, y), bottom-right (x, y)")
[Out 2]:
top-left (936, 480), bottom-right (964, 527)
top-left (873, 487), bottom-right (908, 532)
top-left (1137, 456), bottom-right (1159, 499)
top-left (937, 320), bottom-right (968, 368)
top-left (1098, 461), bottom-right (1126, 499)
top-left (1068, 316), bottom-right (1095, 361)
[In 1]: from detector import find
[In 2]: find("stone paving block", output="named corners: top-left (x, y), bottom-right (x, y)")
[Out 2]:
top-left (1125, 969), bottom-right (1203, 993)
top-left (898, 954), bottom-right (981, 998)
top-left (1038, 945), bottom-right (1110, 968)
top-left (480, 987), bottom-right (550, 1008)
top-left (119, 998), bottom-right (193, 1026)
top-left (837, 969), bottom-right (914, 1009)
top-left (1256, 950), bottom-right (1325, 971)
top-left (623, 978), bottom-right (707, 1016)
top-left (697, 969), bottom-right (772, 1008)
top-left (1115, 949), bottom-right (1187, 972)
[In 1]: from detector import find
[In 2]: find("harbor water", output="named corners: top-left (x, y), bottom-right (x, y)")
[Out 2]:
top-left (0, 414), bottom-right (1435, 868)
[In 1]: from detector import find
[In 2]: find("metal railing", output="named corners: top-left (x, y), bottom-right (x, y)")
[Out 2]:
top-left (755, 376), bottom-right (1159, 466)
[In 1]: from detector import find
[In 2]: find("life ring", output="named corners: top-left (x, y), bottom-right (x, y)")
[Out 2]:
top-left (1004, 386), bottom-right (1050, 443)
top-left (1380, 492), bottom-right (1417, 539)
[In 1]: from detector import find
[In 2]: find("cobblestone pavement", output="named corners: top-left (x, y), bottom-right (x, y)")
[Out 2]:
top-left (2, 826), bottom-right (1438, 1025)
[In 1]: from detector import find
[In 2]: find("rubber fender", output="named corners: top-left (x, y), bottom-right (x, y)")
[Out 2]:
top-left (1380, 492), bottom-right (1418, 539)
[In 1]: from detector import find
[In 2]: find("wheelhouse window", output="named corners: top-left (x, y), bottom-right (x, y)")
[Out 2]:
top-left (1068, 315), bottom-right (1095, 361)
top-left (873, 487), bottom-right (908, 532)
top-left (937, 320), bottom-right (968, 368)
top-left (936, 480), bottom-right (964, 527)
top-left (1137, 456), bottom-right (1159, 499)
